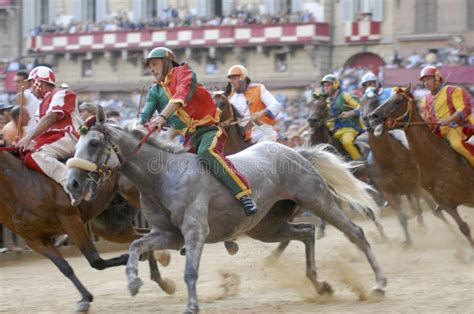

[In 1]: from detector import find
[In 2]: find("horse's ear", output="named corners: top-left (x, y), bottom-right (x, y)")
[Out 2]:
top-left (224, 82), bottom-right (232, 97)
top-left (97, 105), bottom-right (106, 125)
top-left (406, 83), bottom-right (412, 93)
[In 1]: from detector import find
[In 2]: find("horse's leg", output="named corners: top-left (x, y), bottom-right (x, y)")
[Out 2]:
top-left (384, 192), bottom-right (411, 245)
top-left (147, 253), bottom-right (176, 295)
top-left (24, 239), bottom-right (93, 312)
top-left (443, 206), bottom-right (474, 248)
top-left (182, 217), bottom-right (209, 314)
top-left (126, 229), bottom-right (183, 296)
top-left (271, 208), bottom-right (301, 259)
top-left (58, 213), bottom-right (128, 269)
top-left (90, 222), bottom-right (171, 267)
top-left (407, 193), bottom-right (425, 229)
top-left (418, 189), bottom-right (448, 223)
top-left (300, 198), bottom-right (387, 296)
top-left (252, 222), bottom-right (333, 296)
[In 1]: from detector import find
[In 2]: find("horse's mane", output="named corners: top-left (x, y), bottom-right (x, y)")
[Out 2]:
top-left (130, 128), bottom-right (187, 154)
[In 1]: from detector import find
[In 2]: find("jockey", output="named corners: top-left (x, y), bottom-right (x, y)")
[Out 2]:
top-left (321, 74), bottom-right (364, 160)
top-left (139, 47), bottom-right (258, 216)
top-left (360, 72), bottom-right (392, 103)
top-left (418, 66), bottom-right (474, 166)
top-left (361, 72), bottom-right (409, 148)
top-left (226, 65), bottom-right (282, 143)
top-left (15, 66), bottom-right (82, 202)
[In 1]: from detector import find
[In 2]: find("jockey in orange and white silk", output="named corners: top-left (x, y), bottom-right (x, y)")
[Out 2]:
top-left (229, 83), bottom-right (281, 143)
top-left (420, 85), bottom-right (474, 166)
top-left (23, 87), bottom-right (82, 194)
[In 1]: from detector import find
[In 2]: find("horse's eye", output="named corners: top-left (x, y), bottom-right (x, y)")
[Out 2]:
top-left (395, 99), bottom-right (401, 104)
top-left (89, 139), bottom-right (100, 147)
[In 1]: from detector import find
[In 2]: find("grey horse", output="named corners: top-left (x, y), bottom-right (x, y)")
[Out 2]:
top-left (67, 108), bottom-right (387, 313)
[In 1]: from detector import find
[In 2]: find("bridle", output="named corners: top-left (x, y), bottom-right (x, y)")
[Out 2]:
top-left (384, 92), bottom-right (414, 130)
top-left (67, 123), bottom-right (158, 187)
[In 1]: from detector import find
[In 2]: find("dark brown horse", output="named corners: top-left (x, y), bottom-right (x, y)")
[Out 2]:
top-left (213, 92), bottom-right (251, 155)
top-left (306, 95), bottom-right (386, 240)
top-left (307, 95), bottom-right (371, 162)
top-left (368, 87), bottom-right (474, 247)
top-left (0, 152), bottom-right (173, 312)
top-left (361, 93), bottom-right (446, 245)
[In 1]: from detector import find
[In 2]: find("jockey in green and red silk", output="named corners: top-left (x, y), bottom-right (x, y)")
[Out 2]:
top-left (139, 47), bottom-right (258, 216)
top-left (418, 65), bottom-right (474, 166)
top-left (15, 66), bottom-right (82, 203)
top-left (321, 74), bottom-right (364, 160)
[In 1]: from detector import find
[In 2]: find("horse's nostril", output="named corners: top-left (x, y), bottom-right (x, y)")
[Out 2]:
top-left (71, 179), bottom-right (79, 190)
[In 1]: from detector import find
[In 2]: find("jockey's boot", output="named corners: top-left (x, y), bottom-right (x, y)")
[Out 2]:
top-left (239, 195), bottom-right (258, 216)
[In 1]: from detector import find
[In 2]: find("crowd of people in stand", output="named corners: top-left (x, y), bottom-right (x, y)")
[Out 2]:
top-left (31, 6), bottom-right (317, 36)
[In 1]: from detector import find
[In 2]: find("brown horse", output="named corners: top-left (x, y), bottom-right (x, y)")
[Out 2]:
top-left (0, 151), bottom-right (173, 312)
top-left (368, 87), bottom-right (474, 247)
top-left (213, 92), bottom-right (251, 155)
top-left (306, 95), bottom-right (386, 240)
top-left (361, 93), bottom-right (446, 245)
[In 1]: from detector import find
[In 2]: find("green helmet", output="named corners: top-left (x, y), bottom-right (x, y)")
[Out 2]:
top-left (143, 47), bottom-right (179, 66)
top-left (320, 74), bottom-right (340, 89)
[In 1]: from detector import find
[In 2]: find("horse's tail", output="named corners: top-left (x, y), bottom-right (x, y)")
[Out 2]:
top-left (297, 144), bottom-right (379, 219)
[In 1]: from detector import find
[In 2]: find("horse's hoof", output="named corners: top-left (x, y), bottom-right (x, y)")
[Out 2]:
top-left (370, 288), bottom-right (385, 301)
top-left (75, 301), bottom-right (90, 313)
top-left (128, 277), bottom-right (143, 296)
top-left (160, 278), bottom-right (176, 295)
top-left (155, 251), bottom-right (171, 267)
top-left (224, 241), bottom-right (239, 255)
top-left (180, 247), bottom-right (186, 256)
top-left (183, 304), bottom-right (199, 314)
top-left (318, 281), bottom-right (333, 296)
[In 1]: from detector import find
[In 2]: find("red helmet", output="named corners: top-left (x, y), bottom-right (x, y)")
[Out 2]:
top-left (419, 66), bottom-right (443, 82)
top-left (28, 66), bottom-right (57, 85)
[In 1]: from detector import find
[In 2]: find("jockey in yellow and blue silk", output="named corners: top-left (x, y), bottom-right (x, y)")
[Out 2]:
top-left (139, 47), bottom-right (258, 216)
top-left (321, 74), bottom-right (364, 160)
top-left (227, 65), bottom-right (282, 143)
top-left (418, 65), bottom-right (474, 166)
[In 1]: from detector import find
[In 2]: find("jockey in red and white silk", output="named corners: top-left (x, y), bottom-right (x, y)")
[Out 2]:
top-left (20, 66), bottom-right (82, 201)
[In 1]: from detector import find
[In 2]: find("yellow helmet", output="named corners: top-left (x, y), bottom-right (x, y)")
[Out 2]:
top-left (227, 65), bottom-right (249, 80)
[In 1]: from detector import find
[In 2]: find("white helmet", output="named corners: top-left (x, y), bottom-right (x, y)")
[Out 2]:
top-left (28, 66), bottom-right (56, 85)
top-left (360, 72), bottom-right (378, 87)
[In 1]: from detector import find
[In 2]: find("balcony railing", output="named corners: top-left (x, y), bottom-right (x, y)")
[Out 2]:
top-left (28, 23), bottom-right (330, 54)
top-left (345, 20), bottom-right (381, 44)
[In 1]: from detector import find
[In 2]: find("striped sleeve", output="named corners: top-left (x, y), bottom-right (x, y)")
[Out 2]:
top-left (48, 90), bottom-right (77, 120)
top-left (449, 87), bottom-right (471, 120)
top-left (342, 92), bottom-right (361, 115)
top-left (172, 64), bottom-right (197, 106)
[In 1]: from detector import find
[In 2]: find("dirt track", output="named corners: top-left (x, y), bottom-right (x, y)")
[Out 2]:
top-left (1, 208), bottom-right (473, 313)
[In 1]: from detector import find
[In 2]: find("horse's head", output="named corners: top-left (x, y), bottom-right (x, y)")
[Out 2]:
top-left (360, 87), bottom-right (381, 131)
top-left (368, 85), bottom-right (414, 136)
top-left (307, 94), bottom-right (329, 128)
top-left (66, 106), bottom-right (120, 206)
top-left (212, 91), bottom-right (234, 122)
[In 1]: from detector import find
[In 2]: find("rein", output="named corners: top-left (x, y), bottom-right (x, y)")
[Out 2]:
top-left (67, 123), bottom-right (159, 186)
top-left (0, 147), bottom-right (19, 152)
